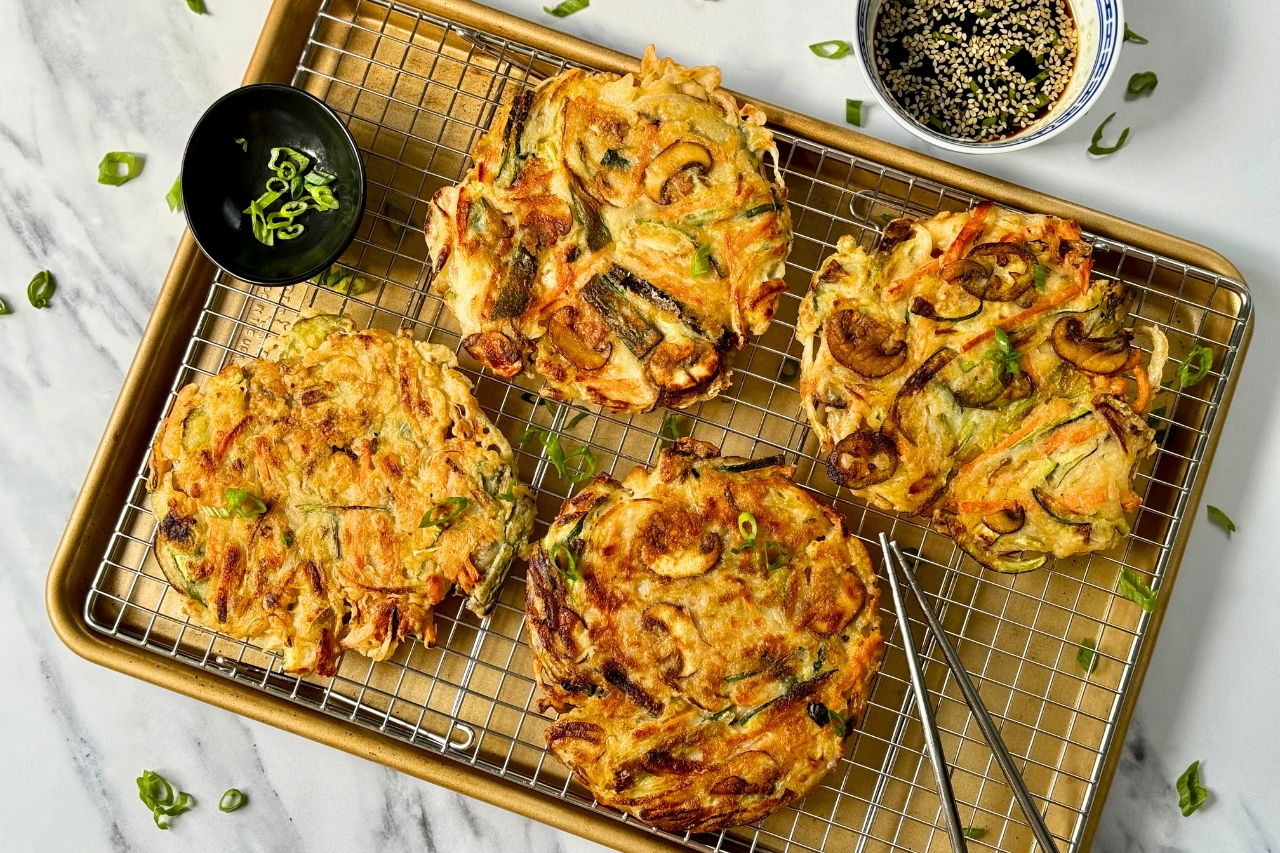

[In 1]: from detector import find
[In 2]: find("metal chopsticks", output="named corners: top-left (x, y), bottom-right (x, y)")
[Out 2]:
top-left (878, 533), bottom-right (1061, 853)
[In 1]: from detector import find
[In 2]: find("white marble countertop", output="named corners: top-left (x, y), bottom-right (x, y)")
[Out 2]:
top-left (2, 0), bottom-right (1277, 850)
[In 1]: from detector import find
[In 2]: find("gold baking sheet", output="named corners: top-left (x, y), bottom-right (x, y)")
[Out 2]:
top-left (47, 2), bottom-right (1252, 853)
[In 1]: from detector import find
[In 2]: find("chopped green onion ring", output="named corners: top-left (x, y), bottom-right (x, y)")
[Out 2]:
top-left (544, 0), bottom-right (588, 17)
top-left (550, 541), bottom-right (580, 581)
top-left (1118, 567), bottom-right (1157, 612)
top-left (305, 169), bottom-right (336, 186)
top-left (732, 511), bottom-right (758, 554)
top-left (1207, 505), bottom-right (1235, 533)
top-left (1176, 760), bottom-right (1207, 816)
top-left (845, 98), bottom-right (864, 127)
top-left (1077, 638), bottom-right (1098, 674)
top-left (166, 176), bottom-right (184, 212)
top-left (277, 223), bottom-right (305, 240)
top-left (691, 242), bottom-right (711, 277)
top-left (235, 137), bottom-right (248, 151)
top-left (279, 200), bottom-right (309, 218)
top-left (277, 160), bottom-right (299, 181)
top-left (1127, 71), bottom-right (1158, 98)
top-left (1123, 24), bottom-right (1148, 44)
top-left (98, 151), bottom-right (144, 186)
top-left (419, 497), bottom-right (470, 529)
top-left (27, 270), bottom-right (56, 309)
top-left (268, 147), bottom-right (310, 173)
top-left (0, 297), bottom-right (11, 316)
top-left (764, 541), bottom-right (790, 571)
top-left (1177, 344), bottom-right (1213, 388)
top-left (809, 40), bottom-right (851, 59)
top-left (218, 788), bottom-right (247, 812)
top-left (224, 488), bottom-right (268, 518)
top-left (1088, 113), bottom-right (1130, 156)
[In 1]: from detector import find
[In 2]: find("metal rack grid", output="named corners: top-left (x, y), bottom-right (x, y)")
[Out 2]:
top-left (82, 1), bottom-right (1250, 851)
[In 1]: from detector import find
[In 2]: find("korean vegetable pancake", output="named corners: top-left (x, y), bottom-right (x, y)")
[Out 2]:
top-left (798, 203), bottom-right (1168, 573)
top-left (526, 439), bottom-right (883, 832)
top-left (425, 46), bottom-right (792, 413)
top-left (147, 314), bottom-right (535, 675)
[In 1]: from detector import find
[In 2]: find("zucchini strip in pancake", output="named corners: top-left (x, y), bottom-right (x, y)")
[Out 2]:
top-left (148, 314), bottom-right (535, 675)
top-left (797, 203), bottom-right (1166, 571)
top-left (425, 46), bottom-right (792, 412)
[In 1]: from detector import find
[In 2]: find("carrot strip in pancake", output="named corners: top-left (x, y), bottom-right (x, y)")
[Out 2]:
top-left (885, 259), bottom-right (939, 300)
top-left (961, 276), bottom-right (1090, 353)
top-left (1132, 363), bottom-right (1152, 413)
top-left (942, 201), bottom-right (994, 265)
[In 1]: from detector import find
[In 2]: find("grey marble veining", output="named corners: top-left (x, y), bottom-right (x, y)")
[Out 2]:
top-left (2, 1), bottom-right (1278, 852)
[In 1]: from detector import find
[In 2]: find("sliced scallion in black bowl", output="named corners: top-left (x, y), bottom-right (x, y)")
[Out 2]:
top-left (182, 83), bottom-right (366, 287)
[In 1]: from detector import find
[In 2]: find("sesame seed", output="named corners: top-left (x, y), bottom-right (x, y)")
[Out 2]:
top-left (873, 0), bottom-right (1078, 141)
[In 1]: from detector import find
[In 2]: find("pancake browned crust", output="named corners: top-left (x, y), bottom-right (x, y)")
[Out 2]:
top-left (798, 203), bottom-right (1168, 572)
top-left (526, 439), bottom-right (883, 832)
top-left (424, 46), bottom-right (792, 413)
top-left (148, 315), bottom-right (535, 675)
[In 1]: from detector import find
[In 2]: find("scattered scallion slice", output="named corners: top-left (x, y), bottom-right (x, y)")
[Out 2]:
top-left (1176, 760), bottom-right (1207, 816)
top-left (658, 412), bottom-right (684, 447)
top-left (308, 184), bottom-right (339, 211)
top-left (691, 242), bottom-right (711, 277)
top-left (731, 511), bottom-right (758, 555)
top-left (136, 770), bottom-right (194, 830)
top-left (845, 98), bottom-right (864, 127)
top-left (987, 327), bottom-right (1024, 379)
top-left (186, 0), bottom-right (206, 13)
top-left (520, 419), bottom-right (597, 483)
top-left (1032, 264), bottom-right (1048, 292)
top-left (0, 297), bottom-right (11, 316)
top-left (764, 541), bottom-right (791, 571)
top-left (962, 827), bottom-right (987, 840)
top-left (235, 137), bottom-right (248, 152)
top-left (419, 497), bottom-right (470, 530)
top-left (218, 789), bottom-right (247, 813)
top-left (224, 488), bottom-right (268, 517)
top-left (313, 264), bottom-right (374, 296)
top-left (268, 147), bottom-right (310, 173)
top-left (809, 40), bottom-right (851, 60)
top-left (166, 176), bottom-right (183, 212)
top-left (544, 0), bottom-right (588, 17)
top-left (305, 169), bottom-right (335, 186)
top-left (27, 270), bottom-right (55, 309)
top-left (1207, 505), bottom-right (1235, 533)
top-left (1076, 638), bottom-right (1099, 674)
top-left (828, 708), bottom-right (848, 737)
top-left (1088, 113), bottom-right (1129, 156)
top-left (98, 152), bottom-right (144, 186)
top-left (1177, 344), bottom-right (1213, 388)
top-left (384, 198), bottom-right (416, 237)
top-left (550, 541), bottom-right (580, 581)
top-left (1127, 71), bottom-right (1158, 98)
top-left (1118, 567), bottom-right (1157, 612)
top-left (277, 223), bottom-right (305, 240)
top-left (1123, 24), bottom-right (1148, 44)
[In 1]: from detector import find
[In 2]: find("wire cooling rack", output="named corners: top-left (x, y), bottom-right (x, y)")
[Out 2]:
top-left (84, 1), bottom-right (1250, 851)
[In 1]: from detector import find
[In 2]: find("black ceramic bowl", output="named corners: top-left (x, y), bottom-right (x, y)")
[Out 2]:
top-left (182, 84), bottom-right (365, 287)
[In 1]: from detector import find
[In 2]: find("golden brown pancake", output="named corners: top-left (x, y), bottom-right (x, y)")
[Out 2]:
top-left (148, 314), bottom-right (535, 674)
top-left (425, 46), bottom-right (792, 412)
top-left (526, 439), bottom-right (883, 832)
top-left (797, 203), bottom-right (1167, 571)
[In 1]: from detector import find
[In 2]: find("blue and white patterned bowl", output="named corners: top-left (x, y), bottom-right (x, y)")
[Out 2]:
top-left (853, 0), bottom-right (1124, 154)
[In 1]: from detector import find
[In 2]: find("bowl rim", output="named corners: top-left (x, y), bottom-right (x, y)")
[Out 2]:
top-left (852, 0), bottom-right (1126, 155)
top-left (181, 82), bottom-right (367, 287)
